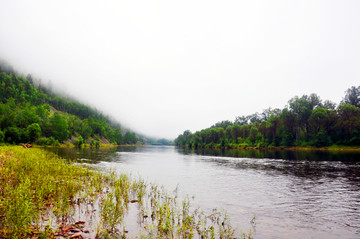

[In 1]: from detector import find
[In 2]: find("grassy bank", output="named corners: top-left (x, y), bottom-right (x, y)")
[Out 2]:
top-left (31, 143), bottom-right (141, 148)
top-left (0, 146), bottom-right (252, 238)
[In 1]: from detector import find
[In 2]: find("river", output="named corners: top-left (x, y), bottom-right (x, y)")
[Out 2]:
top-left (49, 146), bottom-right (360, 239)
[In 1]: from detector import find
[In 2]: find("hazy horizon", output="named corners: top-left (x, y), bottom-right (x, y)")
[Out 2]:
top-left (1, 0), bottom-right (360, 139)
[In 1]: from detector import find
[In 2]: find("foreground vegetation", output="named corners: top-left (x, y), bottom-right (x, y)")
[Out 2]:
top-left (176, 87), bottom-right (360, 149)
top-left (0, 146), bottom-right (252, 238)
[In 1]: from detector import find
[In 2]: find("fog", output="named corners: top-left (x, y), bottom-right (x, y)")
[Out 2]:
top-left (1, 0), bottom-right (360, 139)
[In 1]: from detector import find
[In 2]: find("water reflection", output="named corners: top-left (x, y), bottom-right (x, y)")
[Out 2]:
top-left (48, 146), bottom-right (139, 163)
top-left (179, 147), bottom-right (360, 162)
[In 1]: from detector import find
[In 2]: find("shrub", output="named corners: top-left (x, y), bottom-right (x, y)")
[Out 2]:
top-left (36, 136), bottom-right (60, 146)
top-left (0, 130), bottom-right (4, 143)
top-left (27, 123), bottom-right (41, 142)
top-left (74, 136), bottom-right (84, 147)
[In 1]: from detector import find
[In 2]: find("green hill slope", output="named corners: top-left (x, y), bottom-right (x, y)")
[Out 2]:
top-left (0, 63), bottom-right (142, 146)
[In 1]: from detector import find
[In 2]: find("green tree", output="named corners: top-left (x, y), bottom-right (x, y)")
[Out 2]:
top-left (343, 86), bottom-right (360, 107)
top-left (211, 120), bottom-right (233, 129)
top-left (113, 128), bottom-right (123, 145)
top-left (27, 123), bottom-right (41, 142)
top-left (50, 112), bottom-right (69, 142)
top-left (313, 129), bottom-right (332, 147)
top-left (231, 123), bottom-right (241, 143)
top-left (74, 136), bottom-right (84, 147)
top-left (234, 115), bottom-right (249, 126)
top-left (308, 107), bottom-right (330, 134)
top-left (124, 131), bottom-right (137, 144)
top-left (322, 100), bottom-right (336, 110)
top-left (248, 126), bottom-right (259, 145)
top-left (5, 127), bottom-right (26, 144)
top-left (288, 96), bottom-right (313, 144)
top-left (79, 119), bottom-right (92, 140)
top-left (336, 103), bottom-right (360, 138)
top-left (0, 129), bottom-right (4, 143)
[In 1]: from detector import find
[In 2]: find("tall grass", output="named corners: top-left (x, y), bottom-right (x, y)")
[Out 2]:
top-left (0, 146), bottom-right (253, 238)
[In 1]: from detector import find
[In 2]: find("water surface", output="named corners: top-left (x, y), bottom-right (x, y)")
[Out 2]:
top-left (49, 146), bottom-right (360, 239)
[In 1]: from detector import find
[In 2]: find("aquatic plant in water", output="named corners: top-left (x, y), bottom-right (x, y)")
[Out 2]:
top-left (0, 146), bottom-right (253, 238)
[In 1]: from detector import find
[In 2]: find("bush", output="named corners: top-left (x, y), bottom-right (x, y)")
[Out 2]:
top-left (27, 123), bottom-right (41, 142)
top-left (74, 136), bottom-right (84, 147)
top-left (36, 137), bottom-right (60, 146)
top-left (5, 127), bottom-right (27, 144)
top-left (313, 130), bottom-right (332, 147)
top-left (95, 140), bottom-right (100, 147)
top-left (0, 130), bottom-right (4, 143)
top-left (90, 139), bottom-right (95, 147)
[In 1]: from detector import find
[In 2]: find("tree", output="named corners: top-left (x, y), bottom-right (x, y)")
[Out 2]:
top-left (313, 129), bottom-right (332, 147)
top-left (307, 93), bottom-right (322, 110)
top-left (322, 100), bottom-right (336, 110)
top-left (343, 86), bottom-right (360, 107)
top-left (50, 112), bottom-right (69, 142)
top-left (211, 120), bottom-right (233, 129)
top-left (79, 119), bottom-right (92, 140)
top-left (249, 113), bottom-right (261, 124)
top-left (288, 96), bottom-right (313, 144)
top-left (248, 126), bottom-right (259, 145)
top-left (336, 103), bottom-right (360, 138)
top-left (74, 136), bottom-right (84, 147)
top-left (113, 128), bottom-right (123, 145)
top-left (234, 116), bottom-right (249, 126)
top-left (0, 129), bottom-right (4, 143)
top-left (5, 127), bottom-right (25, 144)
top-left (308, 107), bottom-right (330, 134)
top-left (231, 123), bottom-right (241, 143)
top-left (124, 131), bottom-right (137, 144)
top-left (27, 123), bottom-right (41, 142)
top-left (280, 109), bottom-right (296, 146)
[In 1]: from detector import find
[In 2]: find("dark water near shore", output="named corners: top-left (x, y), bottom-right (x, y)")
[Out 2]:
top-left (48, 146), bottom-right (360, 239)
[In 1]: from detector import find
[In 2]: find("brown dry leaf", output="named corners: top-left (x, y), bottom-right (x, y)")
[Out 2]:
top-left (70, 232), bottom-right (82, 239)
top-left (61, 226), bottom-right (73, 232)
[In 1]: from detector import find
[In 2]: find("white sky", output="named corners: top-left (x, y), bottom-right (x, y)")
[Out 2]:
top-left (1, 0), bottom-right (360, 139)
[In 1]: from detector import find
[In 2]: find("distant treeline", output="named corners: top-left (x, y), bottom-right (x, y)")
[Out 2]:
top-left (0, 63), bottom-right (142, 146)
top-left (146, 138), bottom-right (173, 146)
top-left (175, 87), bottom-right (360, 148)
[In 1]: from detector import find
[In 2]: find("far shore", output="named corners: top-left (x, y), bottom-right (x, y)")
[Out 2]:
top-left (181, 145), bottom-right (360, 152)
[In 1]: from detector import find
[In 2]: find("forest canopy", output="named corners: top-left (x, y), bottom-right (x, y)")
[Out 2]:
top-left (175, 87), bottom-right (360, 148)
top-left (0, 64), bottom-right (143, 146)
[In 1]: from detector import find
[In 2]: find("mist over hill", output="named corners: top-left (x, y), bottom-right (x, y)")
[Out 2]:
top-left (0, 60), bottom-right (172, 146)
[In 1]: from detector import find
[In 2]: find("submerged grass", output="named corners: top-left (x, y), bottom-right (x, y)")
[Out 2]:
top-left (0, 146), bottom-right (253, 238)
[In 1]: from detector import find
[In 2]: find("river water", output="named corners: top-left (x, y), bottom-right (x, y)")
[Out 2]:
top-left (49, 146), bottom-right (360, 239)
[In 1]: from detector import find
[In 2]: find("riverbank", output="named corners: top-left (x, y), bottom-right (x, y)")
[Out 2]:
top-left (0, 146), bottom-right (251, 238)
top-left (28, 143), bottom-right (140, 148)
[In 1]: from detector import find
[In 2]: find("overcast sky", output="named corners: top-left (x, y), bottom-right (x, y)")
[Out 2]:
top-left (1, 0), bottom-right (360, 139)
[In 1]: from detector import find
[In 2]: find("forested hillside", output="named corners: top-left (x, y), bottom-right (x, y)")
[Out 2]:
top-left (0, 63), bottom-right (142, 146)
top-left (175, 88), bottom-right (360, 148)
